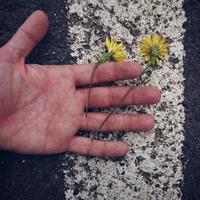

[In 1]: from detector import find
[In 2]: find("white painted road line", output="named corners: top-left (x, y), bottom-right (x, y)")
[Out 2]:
top-left (63, 1), bottom-right (186, 199)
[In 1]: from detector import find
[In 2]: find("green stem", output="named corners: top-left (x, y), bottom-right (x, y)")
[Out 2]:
top-left (97, 63), bottom-right (154, 132)
top-left (85, 52), bottom-right (112, 117)
top-left (97, 85), bottom-right (134, 132)
top-left (85, 63), bottom-right (99, 117)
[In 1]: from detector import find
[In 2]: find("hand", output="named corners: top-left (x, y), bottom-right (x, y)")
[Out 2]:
top-left (0, 11), bottom-right (160, 157)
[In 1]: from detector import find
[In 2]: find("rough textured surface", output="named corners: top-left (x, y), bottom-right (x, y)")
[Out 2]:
top-left (63, 0), bottom-right (186, 199)
top-left (182, 1), bottom-right (200, 199)
top-left (0, 1), bottom-right (71, 200)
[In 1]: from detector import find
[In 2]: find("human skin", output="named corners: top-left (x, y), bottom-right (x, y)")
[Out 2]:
top-left (0, 11), bottom-right (160, 157)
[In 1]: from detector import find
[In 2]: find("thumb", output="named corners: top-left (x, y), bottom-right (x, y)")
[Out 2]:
top-left (5, 10), bottom-right (49, 59)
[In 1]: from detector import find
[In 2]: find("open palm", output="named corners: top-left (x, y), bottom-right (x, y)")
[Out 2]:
top-left (0, 11), bottom-right (160, 157)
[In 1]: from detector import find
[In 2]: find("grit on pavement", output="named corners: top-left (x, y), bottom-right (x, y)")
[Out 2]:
top-left (0, 1), bottom-right (200, 200)
top-left (63, 0), bottom-right (185, 199)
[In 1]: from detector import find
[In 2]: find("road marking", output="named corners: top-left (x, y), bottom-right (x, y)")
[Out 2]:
top-left (63, 1), bottom-right (186, 199)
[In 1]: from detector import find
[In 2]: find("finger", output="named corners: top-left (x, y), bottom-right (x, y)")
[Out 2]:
top-left (66, 137), bottom-right (128, 157)
top-left (80, 113), bottom-right (155, 132)
top-left (5, 10), bottom-right (49, 59)
top-left (78, 86), bottom-right (161, 108)
top-left (72, 61), bottom-right (142, 86)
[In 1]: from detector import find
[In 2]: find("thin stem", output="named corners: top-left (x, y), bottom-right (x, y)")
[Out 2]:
top-left (97, 63), bottom-right (154, 132)
top-left (85, 53), bottom-right (112, 117)
top-left (97, 85), bottom-right (134, 132)
top-left (85, 63), bottom-right (99, 117)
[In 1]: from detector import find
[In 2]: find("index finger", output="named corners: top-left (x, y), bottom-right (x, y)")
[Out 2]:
top-left (71, 61), bottom-right (142, 86)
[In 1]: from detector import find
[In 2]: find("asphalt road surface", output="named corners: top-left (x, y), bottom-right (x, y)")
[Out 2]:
top-left (0, 0), bottom-right (200, 200)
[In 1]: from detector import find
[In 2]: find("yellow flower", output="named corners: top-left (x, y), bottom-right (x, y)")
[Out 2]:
top-left (139, 34), bottom-right (169, 65)
top-left (105, 37), bottom-right (127, 61)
